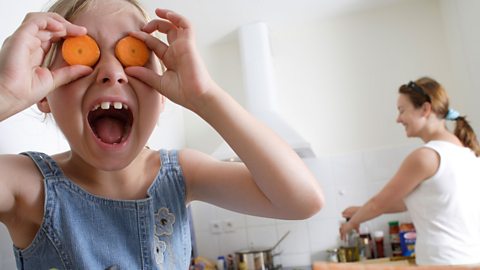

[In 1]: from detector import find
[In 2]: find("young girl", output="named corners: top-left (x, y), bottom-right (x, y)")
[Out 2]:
top-left (340, 77), bottom-right (480, 265)
top-left (0, 0), bottom-right (324, 269)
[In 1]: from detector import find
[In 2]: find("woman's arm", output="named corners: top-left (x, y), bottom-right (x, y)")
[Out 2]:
top-left (340, 147), bottom-right (439, 239)
top-left (342, 201), bottom-right (407, 220)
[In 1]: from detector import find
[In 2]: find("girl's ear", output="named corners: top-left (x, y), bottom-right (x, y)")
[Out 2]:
top-left (36, 97), bottom-right (51, 113)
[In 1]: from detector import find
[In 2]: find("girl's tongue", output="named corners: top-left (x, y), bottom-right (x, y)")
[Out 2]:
top-left (88, 105), bottom-right (133, 145)
top-left (94, 117), bottom-right (124, 144)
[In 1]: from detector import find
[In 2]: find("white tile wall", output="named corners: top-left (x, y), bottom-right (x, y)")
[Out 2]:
top-left (190, 144), bottom-right (418, 267)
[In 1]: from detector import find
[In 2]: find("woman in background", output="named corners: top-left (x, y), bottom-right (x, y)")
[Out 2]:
top-left (0, 0), bottom-right (323, 269)
top-left (340, 77), bottom-right (480, 265)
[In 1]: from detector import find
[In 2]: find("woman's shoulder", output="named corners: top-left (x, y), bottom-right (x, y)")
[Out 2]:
top-left (408, 146), bottom-right (440, 161)
top-left (424, 140), bottom-right (476, 158)
top-left (400, 147), bottom-right (440, 179)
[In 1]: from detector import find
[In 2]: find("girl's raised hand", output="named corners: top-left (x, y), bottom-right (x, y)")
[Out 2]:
top-left (125, 9), bottom-right (216, 113)
top-left (0, 12), bottom-right (92, 120)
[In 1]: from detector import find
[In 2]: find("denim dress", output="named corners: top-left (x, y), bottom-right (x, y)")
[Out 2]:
top-left (13, 150), bottom-right (191, 270)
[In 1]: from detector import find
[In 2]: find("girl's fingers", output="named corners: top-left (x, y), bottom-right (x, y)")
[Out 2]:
top-left (129, 31), bottom-right (169, 60)
top-left (125, 66), bottom-right (163, 94)
top-left (51, 65), bottom-right (93, 89)
top-left (155, 9), bottom-right (191, 29)
top-left (39, 12), bottom-right (85, 34)
top-left (142, 19), bottom-right (176, 35)
top-left (22, 13), bottom-right (86, 39)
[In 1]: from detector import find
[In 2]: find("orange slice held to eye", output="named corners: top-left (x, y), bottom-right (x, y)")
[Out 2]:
top-left (62, 35), bottom-right (100, 67)
top-left (115, 36), bottom-right (150, 67)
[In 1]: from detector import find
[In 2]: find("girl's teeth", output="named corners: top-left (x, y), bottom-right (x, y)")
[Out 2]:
top-left (101, 102), bottom-right (111, 109)
top-left (113, 102), bottom-right (123, 109)
top-left (92, 101), bottom-right (127, 111)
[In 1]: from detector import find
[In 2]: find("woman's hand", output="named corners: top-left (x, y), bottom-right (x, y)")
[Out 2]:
top-left (125, 9), bottom-right (216, 113)
top-left (339, 220), bottom-right (359, 241)
top-left (0, 12), bottom-right (92, 120)
top-left (342, 206), bottom-right (360, 219)
top-left (339, 206), bottom-right (361, 241)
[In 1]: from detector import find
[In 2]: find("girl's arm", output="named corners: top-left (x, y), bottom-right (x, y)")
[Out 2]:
top-left (126, 9), bottom-right (324, 219)
top-left (0, 12), bottom-right (90, 224)
top-left (179, 89), bottom-right (324, 219)
top-left (339, 147), bottom-right (439, 239)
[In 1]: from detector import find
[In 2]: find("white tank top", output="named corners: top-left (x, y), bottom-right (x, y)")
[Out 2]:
top-left (403, 140), bottom-right (480, 265)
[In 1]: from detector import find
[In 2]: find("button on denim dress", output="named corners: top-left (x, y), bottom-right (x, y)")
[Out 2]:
top-left (13, 150), bottom-right (191, 270)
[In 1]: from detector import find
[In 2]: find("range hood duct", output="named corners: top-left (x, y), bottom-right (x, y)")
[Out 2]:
top-left (212, 22), bottom-right (316, 161)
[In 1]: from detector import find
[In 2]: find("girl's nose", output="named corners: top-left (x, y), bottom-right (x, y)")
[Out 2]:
top-left (95, 54), bottom-right (128, 86)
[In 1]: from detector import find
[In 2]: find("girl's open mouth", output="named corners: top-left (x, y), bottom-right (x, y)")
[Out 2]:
top-left (87, 101), bottom-right (133, 144)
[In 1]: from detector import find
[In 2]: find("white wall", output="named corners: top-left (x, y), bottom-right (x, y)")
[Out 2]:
top-left (186, 0), bottom-right (474, 155)
top-left (187, 0), bottom-right (480, 266)
top-left (440, 0), bottom-right (480, 130)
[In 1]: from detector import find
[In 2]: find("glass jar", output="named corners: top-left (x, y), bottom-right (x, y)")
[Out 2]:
top-left (389, 221), bottom-right (402, 257)
top-left (373, 230), bottom-right (385, 258)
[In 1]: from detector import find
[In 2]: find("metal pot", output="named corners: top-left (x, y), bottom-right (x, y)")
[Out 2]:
top-left (234, 231), bottom-right (289, 270)
top-left (235, 247), bottom-right (277, 270)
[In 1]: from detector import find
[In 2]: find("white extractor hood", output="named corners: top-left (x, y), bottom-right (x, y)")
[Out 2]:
top-left (212, 22), bottom-right (316, 162)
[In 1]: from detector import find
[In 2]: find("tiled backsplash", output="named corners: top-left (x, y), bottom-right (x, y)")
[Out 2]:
top-left (190, 143), bottom-right (420, 267)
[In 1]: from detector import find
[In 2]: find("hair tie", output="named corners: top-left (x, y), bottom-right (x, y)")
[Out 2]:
top-left (445, 109), bottom-right (460, 121)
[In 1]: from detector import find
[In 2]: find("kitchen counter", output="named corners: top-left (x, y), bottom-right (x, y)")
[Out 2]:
top-left (359, 256), bottom-right (415, 265)
top-left (313, 258), bottom-right (480, 269)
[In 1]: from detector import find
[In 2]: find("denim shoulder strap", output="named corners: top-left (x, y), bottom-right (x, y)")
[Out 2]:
top-left (20, 151), bottom-right (61, 178)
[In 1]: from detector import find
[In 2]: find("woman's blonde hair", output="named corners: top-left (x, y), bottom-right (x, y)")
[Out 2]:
top-left (42, 0), bottom-right (150, 68)
top-left (399, 76), bottom-right (480, 156)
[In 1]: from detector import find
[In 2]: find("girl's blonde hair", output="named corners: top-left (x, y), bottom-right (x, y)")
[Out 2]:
top-left (399, 76), bottom-right (480, 156)
top-left (43, 0), bottom-right (150, 68)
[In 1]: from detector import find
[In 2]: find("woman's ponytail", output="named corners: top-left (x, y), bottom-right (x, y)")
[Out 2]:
top-left (454, 116), bottom-right (480, 157)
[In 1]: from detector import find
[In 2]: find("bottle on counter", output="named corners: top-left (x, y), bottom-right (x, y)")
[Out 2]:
top-left (373, 230), bottom-right (385, 258)
top-left (343, 218), bottom-right (360, 262)
top-left (359, 233), bottom-right (374, 260)
top-left (339, 218), bottom-right (360, 262)
top-left (226, 254), bottom-right (235, 270)
top-left (216, 256), bottom-right (226, 270)
top-left (337, 248), bottom-right (347, 263)
top-left (358, 224), bottom-right (374, 260)
top-left (389, 221), bottom-right (402, 257)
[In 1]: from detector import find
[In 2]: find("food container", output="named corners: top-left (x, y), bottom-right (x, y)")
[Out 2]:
top-left (338, 246), bottom-right (359, 262)
top-left (235, 248), bottom-right (278, 270)
top-left (234, 231), bottom-right (289, 270)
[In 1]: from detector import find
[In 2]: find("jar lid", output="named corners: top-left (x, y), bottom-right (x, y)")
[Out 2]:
top-left (388, 221), bottom-right (399, 226)
top-left (373, 230), bottom-right (384, 237)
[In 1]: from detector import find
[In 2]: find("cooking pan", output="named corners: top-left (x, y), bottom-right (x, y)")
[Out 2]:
top-left (235, 231), bottom-right (290, 270)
